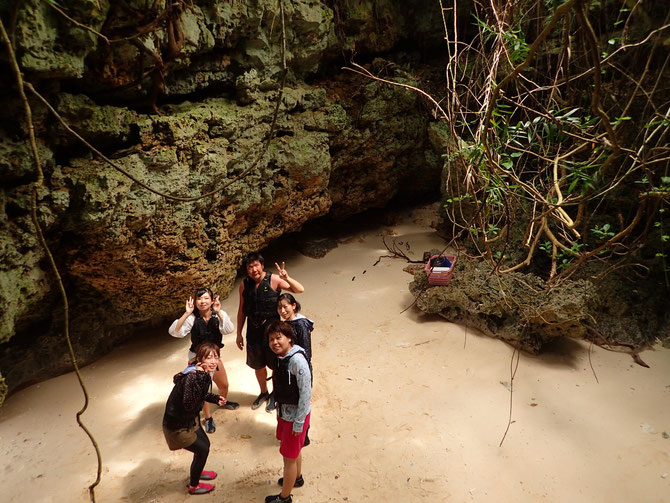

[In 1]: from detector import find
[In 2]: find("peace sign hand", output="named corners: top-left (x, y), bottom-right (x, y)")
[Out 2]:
top-left (275, 261), bottom-right (288, 280)
top-left (212, 296), bottom-right (221, 315)
top-left (185, 297), bottom-right (194, 315)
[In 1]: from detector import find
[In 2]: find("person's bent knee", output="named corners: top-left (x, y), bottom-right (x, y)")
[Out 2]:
top-left (213, 375), bottom-right (228, 388)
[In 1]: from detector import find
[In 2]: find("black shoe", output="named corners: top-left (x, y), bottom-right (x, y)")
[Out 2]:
top-left (204, 417), bottom-right (215, 433)
top-left (265, 392), bottom-right (277, 412)
top-left (265, 493), bottom-right (292, 503)
top-left (252, 392), bottom-right (270, 410)
top-left (222, 400), bottom-right (239, 410)
top-left (278, 474), bottom-right (304, 488)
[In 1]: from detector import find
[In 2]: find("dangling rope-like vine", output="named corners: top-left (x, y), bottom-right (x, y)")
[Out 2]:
top-left (0, 17), bottom-right (103, 502)
top-left (1, 0), bottom-right (290, 500)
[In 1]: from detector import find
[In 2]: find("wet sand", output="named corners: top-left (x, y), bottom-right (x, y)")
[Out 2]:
top-left (1, 204), bottom-right (669, 502)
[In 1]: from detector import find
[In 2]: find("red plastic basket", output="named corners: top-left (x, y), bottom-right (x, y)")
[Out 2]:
top-left (425, 254), bottom-right (457, 286)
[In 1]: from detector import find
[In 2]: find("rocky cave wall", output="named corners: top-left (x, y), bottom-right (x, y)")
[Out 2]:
top-left (0, 0), bottom-right (450, 395)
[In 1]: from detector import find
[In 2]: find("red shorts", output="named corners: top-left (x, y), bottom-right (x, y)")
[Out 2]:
top-left (276, 413), bottom-right (311, 459)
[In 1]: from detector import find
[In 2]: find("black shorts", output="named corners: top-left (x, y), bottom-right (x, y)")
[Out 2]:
top-left (246, 320), bottom-right (278, 370)
top-left (246, 345), bottom-right (277, 370)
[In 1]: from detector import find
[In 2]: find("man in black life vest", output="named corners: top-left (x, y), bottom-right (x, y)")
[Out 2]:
top-left (236, 252), bottom-right (305, 410)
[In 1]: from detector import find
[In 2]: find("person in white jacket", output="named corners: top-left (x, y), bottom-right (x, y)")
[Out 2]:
top-left (169, 287), bottom-right (237, 433)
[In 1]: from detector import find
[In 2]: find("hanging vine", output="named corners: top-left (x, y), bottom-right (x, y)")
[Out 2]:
top-left (439, 0), bottom-right (670, 287)
top-left (1, 0), bottom-right (290, 500)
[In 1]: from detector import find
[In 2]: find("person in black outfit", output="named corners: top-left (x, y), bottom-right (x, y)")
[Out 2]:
top-left (236, 252), bottom-right (305, 410)
top-left (277, 293), bottom-right (314, 363)
top-left (169, 287), bottom-right (238, 433)
top-left (162, 343), bottom-right (226, 495)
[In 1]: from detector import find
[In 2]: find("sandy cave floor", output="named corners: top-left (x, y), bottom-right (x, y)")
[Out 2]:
top-left (1, 205), bottom-right (669, 503)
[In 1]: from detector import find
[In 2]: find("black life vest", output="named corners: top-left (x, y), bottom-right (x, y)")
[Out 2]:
top-left (242, 272), bottom-right (281, 323)
top-left (189, 313), bottom-right (222, 352)
top-left (273, 348), bottom-right (312, 406)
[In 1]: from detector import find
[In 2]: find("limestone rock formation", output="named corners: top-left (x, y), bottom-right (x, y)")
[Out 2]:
top-left (409, 257), bottom-right (667, 353)
top-left (410, 261), bottom-right (593, 353)
top-left (0, 0), bottom-right (446, 394)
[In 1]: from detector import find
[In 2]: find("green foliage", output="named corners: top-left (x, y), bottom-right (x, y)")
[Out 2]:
top-left (474, 16), bottom-right (530, 64)
top-left (539, 241), bottom-right (552, 254)
top-left (610, 116), bottom-right (631, 126)
top-left (543, 0), bottom-right (564, 10)
top-left (444, 193), bottom-right (472, 205)
top-left (591, 223), bottom-right (615, 241)
top-left (564, 156), bottom-right (604, 195)
top-left (556, 242), bottom-right (584, 270)
top-left (440, 0), bottom-right (670, 286)
top-left (644, 118), bottom-right (670, 129)
top-left (654, 209), bottom-right (670, 288)
top-left (638, 176), bottom-right (670, 197)
top-left (487, 225), bottom-right (501, 237)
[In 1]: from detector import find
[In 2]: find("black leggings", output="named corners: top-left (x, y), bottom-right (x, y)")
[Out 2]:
top-left (184, 426), bottom-right (210, 487)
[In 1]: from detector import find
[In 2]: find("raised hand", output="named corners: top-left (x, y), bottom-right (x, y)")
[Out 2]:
top-left (185, 297), bottom-right (194, 315)
top-left (274, 261), bottom-right (304, 293)
top-left (275, 261), bottom-right (288, 280)
top-left (212, 296), bottom-right (221, 314)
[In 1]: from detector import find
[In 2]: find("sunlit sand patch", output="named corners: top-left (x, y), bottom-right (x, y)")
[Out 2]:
top-left (165, 350), bottom-right (185, 365)
top-left (104, 458), bottom-right (146, 478)
top-left (252, 411), bottom-right (276, 428)
top-left (379, 228), bottom-right (399, 236)
top-left (115, 376), bottom-right (171, 419)
top-left (351, 286), bottom-right (393, 300)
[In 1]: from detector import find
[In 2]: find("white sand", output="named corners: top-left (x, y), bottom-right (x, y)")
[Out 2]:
top-left (1, 204), bottom-right (669, 503)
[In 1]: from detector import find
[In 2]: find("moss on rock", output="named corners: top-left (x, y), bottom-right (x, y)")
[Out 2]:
top-left (410, 257), bottom-right (667, 352)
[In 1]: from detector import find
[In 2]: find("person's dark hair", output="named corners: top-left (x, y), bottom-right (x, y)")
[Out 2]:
top-left (243, 251), bottom-right (264, 268)
top-left (265, 320), bottom-right (295, 343)
top-left (195, 342), bottom-right (220, 362)
top-left (193, 288), bottom-right (214, 318)
top-left (278, 293), bottom-right (301, 313)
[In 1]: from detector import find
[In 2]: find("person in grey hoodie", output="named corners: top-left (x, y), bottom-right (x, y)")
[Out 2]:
top-left (264, 321), bottom-right (312, 503)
